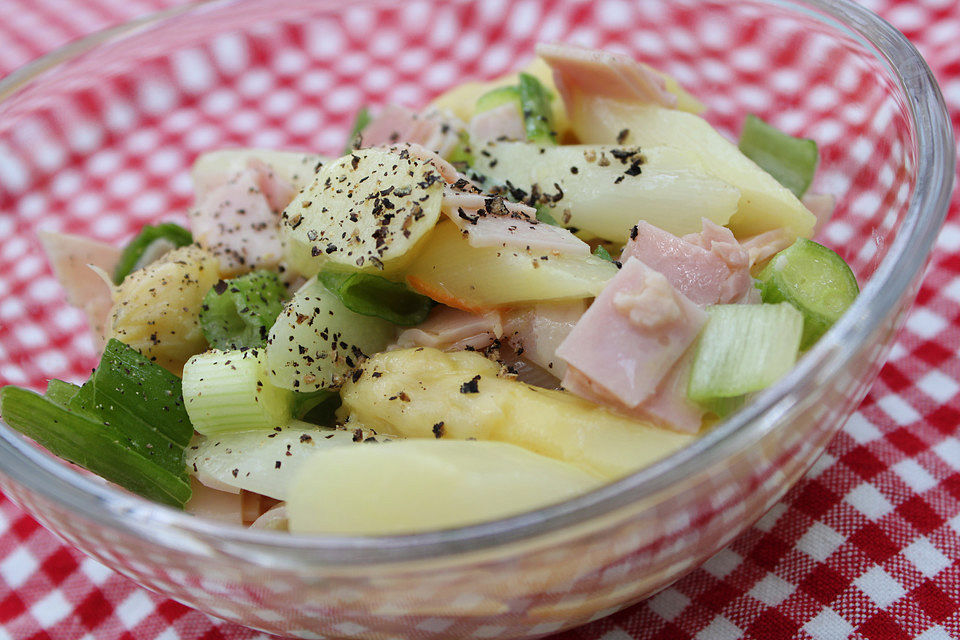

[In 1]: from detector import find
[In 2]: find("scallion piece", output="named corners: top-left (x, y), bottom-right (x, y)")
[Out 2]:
top-left (447, 130), bottom-right (474, 168)
top-left (593, 245), bottom-right (615, 263)
top-left (200, 270), bottom-right (288, 350)
top-left (182, 348), bottom-right (293, 436)
top-left (475, 86), bottom-right (521, 114)
top-left (319, 270), bottom-right (433, 327)
top-left (688, 303), bottom-right (803, 402)
top-left (517, 72), bottom-right (557, 145)
top-left (113, 223), bottom-right (193, 284)
top-left (757, 238), bottom-right (859, 349)
top-left (535, 206), bottom-right (562, 227)
top-left (344, 106), bottom-right (372, 154)
top-left (293, 389), bottom-right (342, 426)
top-left (738, 114), bottom-right (818, 198)
top-left (0, 339), bottom-right (194, 507)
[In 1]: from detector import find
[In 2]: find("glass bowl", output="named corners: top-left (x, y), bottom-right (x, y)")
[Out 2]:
top-left (0, 0), bottom-right (953, 637)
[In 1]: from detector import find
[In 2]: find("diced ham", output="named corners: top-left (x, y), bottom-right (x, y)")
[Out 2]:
top-left (803, 192), bottom-right (837, 233)
top-left (392, 306), bottom-right (503, 353)
top-left (190, 169), bottom-right (285, 276)
top-left (621, 219), bottom-right (752, 305)
top-left (557, 257), bottom-right (706, 408)
top-left (185, 478), bottom-right (243, 525)
top-left (502, 300), bottom-right (587, 378)
top-left (449, 210), bottom-right (589, 256)
top-left (468, 102), bottom-right (526, 144)
top-left (442, 190), bottom-right (535, 221)
top-left (361, 105), bottom-right (465, 158)
top-left (246, 158), bottom-right (297, 212)
top-left (38, 230), bottom-right (121, 346)
top-left (562, 350), bottom-right (704, 434)
top-left (741, 228), bottom-right (795, 269)
top-left (537, 43), bottom-right (677, 109)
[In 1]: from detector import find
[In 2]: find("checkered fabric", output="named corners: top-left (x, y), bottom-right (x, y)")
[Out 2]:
top-left (0, 0), bottom-right (959, 638)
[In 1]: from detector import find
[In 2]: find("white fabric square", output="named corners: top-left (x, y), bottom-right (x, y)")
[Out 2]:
top-left (702, 548), bottom-right (742, 579)
top-left (754, 503), bottom-right (788, 533)
top-left (853, 566), bottom-right (906, 608)
top-left (877, 394), bottom-right (922, 426)
top-left (647, 588), bottom-right (691, 622)
top-left (917, 370), bottom-right (960, 403)
top-left (0, 546), bottom-right (37, 589)
top-left (115, 590), bottom-right (155, 629)
top-left (803, 607), bottom-right (854, 640)
top-left (797, 522), bottom-right (846, 562)
top-left (694, 616), bottom-right (742, 640)
top-left (29, 590), bottom-right (71, 628)
top-left (933, 438), bottom-right (960, 471)
top-left (905, 308), bottom-right (948, 339)
top-left (844, 413), bottom-right (882, 444)
top-left (808, 452), bottom-right (836, 479)
top-left (748, 573), bottom-right (796, 606)
top-left (935, 223), bottom-right (960, 251)
top-left (942, 276), bottom-right (960, 304)
top-left (79, 557), bottom-right (114, 586)
top-left (472, 626), bottom-right (507, 638)
top-left (903, 537), bottom-right (951, 579)
top-left (916, 625), bottom-right (952, 640)
top-left (892, 459), bottom-right (937, 493)
top-left (844, 482), bottom-right (894, 520)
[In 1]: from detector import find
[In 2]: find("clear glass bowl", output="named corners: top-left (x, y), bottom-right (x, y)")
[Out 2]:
top-left (0, 0), bottom-right (953, 637)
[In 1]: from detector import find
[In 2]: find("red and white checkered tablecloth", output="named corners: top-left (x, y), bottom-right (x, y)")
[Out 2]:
top-left (1, 0), bottom-right (959, 638)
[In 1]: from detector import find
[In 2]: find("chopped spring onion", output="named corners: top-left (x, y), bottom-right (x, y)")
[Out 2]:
top-left (738, 114), bottom-right (818, 198)
top-left (475, 74), bottom-right (556, 145)
top-left (593, 245), bottom-right (615, 263)
top-left (517, 72), bottom-right (557, 145)
top-left (182, 348), bottom-right (293, 436)
top-left (319, 270), bottom-right (434, 327)
top-left (292, 389), bottom-right (342, 426)
top-left (688, 303), bottom-right (803, 402)
top-left (476, 86), bottom-right (521, 114)
top-left (113, 223), bottom-right (193, 284)
top-left (0, 339), bottom-right (193, 507)
top-left (447, 130), bottom-right (474, 168)
top-left (535, 206), bottom-right (562, 227)
top-left (199, 270), bottom-right (288, 350)
top-left (84, 339), bottom-right (195, 474)
top-left (343, 106), bottom-right (372, 154)
top-left (757, 238), bottom-right (859, 349)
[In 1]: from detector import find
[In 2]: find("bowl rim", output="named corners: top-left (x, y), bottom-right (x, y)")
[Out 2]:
top-left (0, 0), bottom-right (954, 566)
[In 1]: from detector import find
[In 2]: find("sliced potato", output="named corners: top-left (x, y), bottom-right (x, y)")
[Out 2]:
top-left (106, 245), bottom-right (219, 375)
top-left (340, 348), bottom-right (695, 478)
top-left (186, 421), bottom-right (387, 501)
top-left (288, 439), bottom-right (600, 535)
top-left (280, 148), bottom-right (444, 278)
top-left (568, 100), bottom-right (816, 238)
top-left (474, 142), bottom-right (740, 240)
top-left (405, 221), bottom-right (616, 311)
top-left (192, 148), bottom-right (326, 197)
top-left (265, 276), bottom-right (395, 392)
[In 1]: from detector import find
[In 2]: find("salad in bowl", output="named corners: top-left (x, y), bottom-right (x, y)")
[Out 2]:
top-left (0, 43), bottom-right (858, 536)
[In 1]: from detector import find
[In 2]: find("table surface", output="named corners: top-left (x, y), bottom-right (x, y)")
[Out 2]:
top-left (1, 0), bottom-right (959, 639)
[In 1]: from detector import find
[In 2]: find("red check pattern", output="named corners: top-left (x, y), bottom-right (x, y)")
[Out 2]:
top-left (1, 0), bottom-right (959, 638)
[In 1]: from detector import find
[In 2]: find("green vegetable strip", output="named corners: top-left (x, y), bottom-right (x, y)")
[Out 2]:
top-left (200, 270), bottom-right (288, 350)
top-left (535, 206), bottom-right (562, 227)
top-left (757, 238), bottom-right (859, 349)
top-left (292, 389), bottom-right (342, 426)
top-left (475, 86), bottom-right (521, 114)
top-left (518, 73), bottom-right (557, 145)
top-left (447, 130), bottom-right (474, 168)
top-left (319, 270), bottom-right (434, 327)
top-left (688, 303), bottom-right (803, 401)
top-left (738, 114), bottom-right (818, 198)
top-left (344, 106), bottom-right (372, 154)
top-left (0, 387), bottom-right (191, 508)
top-left (44, 379), bottom-right (80, 405)
top-left (94, 340), bottom-right (194, 447)
top-left (113, 223), bottom-right (193, 284)
top-left (593, 245), bottom-right (615, 263)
